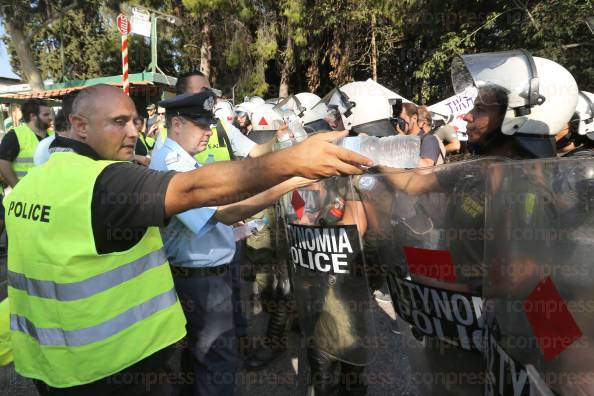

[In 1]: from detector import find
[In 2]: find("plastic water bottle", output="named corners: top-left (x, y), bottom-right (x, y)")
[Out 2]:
top-left (360, 136), bottom-right (381, 163)
top-left (335, 135), bottom-right (420, 168)
top-left (278, 106), bottom-right (307, 141)
top-left (233, 217), bottom-right (269, 241)
top-left (204, 153), bottom-right (215, 164)
top-left (380, 135), bottom-right (420, 168)
top-left (335, 136), bottom-right (380, 164)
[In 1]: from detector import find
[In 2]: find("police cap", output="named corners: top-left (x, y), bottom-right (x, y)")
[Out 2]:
top-left (158, 90), bottom-right (217, 126)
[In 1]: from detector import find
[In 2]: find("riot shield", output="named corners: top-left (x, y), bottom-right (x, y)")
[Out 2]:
top-left (483, 157), bottom-right (594, 396)
top-left (280, 176), bottom-right (376, 365)
top-left (357, 158), bottom-right (505, 395)
top-left (248, 130), bottom-right (275, 144)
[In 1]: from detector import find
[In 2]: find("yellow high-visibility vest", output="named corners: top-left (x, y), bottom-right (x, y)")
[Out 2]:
top-left (5, 151), bottom-right (186, 387)
top-left (12, 124), bottom-right (52, 180)
top-left (194, 120), bottom-right (234, 164)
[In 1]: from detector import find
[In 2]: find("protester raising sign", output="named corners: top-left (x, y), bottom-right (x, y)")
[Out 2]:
top-left (428, 87), bottom-right (478, 139)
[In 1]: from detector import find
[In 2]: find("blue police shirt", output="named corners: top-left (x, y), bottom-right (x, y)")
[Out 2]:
top-left (149, 138), bottom-right (236, 267)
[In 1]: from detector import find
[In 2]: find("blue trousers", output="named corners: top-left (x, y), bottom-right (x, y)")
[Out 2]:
top-left (231, 241), bottom-right (247, 339)
top-left (172, 267), bottom-right (238, 396)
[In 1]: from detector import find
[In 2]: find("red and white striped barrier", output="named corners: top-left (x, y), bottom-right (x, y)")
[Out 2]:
top-left (121, 34), bottom-right (129, 95)
top-left (117, 14), bottom-right (131, 95)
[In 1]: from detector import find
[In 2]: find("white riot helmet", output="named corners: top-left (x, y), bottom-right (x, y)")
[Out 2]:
top-left (234, 102), bottom-right (255, 120)
top-left (249, 103), bottom-right (283, 144)
top-left (214, 100), bottom-right (234, 124)
top-left (451, 49), bottom-right (578, 157)
top-left (248, 96), bottom-right (265, 106)
top-left (363, 78), bottom-right (413, 104)
top-left (274, 92), bottom-right (329, 133)
top-left (295, 93), bottom-right (324, 125)
top-left (573, 91), bottom-right (594, 139)
top-left (451, 49), bottom-right (578, 136)
top-left (319, 80), bottom-right (398, 137)
top-left (265, 97), bottom-right (284, 105)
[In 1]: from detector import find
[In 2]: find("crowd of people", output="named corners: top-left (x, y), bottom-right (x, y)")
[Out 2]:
top-left (0, 48), bottom-right (593, 396)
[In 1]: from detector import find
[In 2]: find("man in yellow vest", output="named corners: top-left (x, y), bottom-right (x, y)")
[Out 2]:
top-left (0, 98), bottom-right (52, 187)
top-left (4, 84), bottom-right (370, 395)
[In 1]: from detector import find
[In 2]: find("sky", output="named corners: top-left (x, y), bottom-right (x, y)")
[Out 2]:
top-left (0, 24), bottom-right (21, 80)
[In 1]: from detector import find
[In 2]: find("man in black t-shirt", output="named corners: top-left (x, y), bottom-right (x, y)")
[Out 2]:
top-left (15, 84), bottom-right (371, 395)
top-left (0, 99), bottom-right (52, 187)
top-left (396, 102), bottom-right (442, 167)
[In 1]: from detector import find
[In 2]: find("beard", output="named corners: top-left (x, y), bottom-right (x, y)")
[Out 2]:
top-left (36, 119), bottom-right (50, 131)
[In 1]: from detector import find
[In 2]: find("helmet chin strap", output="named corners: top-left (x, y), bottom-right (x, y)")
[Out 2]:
top-left (469, 129), bottom-right (556, 158)
top-left (513, 134), bottom-right (557, 158)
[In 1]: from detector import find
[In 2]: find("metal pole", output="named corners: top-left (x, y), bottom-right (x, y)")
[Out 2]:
top-left (0, 105), bottom-right (5, 133)
top-left (150, 15), bottom-right (158, 73)
top-left (122, 33), bottom-right (129, 95)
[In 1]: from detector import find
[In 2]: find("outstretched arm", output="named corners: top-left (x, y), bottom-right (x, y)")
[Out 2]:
top-left (165, 131), bottom-right (372, 217)
top-left (213, 177), bottom-right (314, 225)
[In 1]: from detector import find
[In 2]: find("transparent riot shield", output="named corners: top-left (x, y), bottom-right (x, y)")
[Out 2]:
top-left (280, 176), bottom-right (376, 365)
top-left (483, 157), bottom-right (594, 396)
top-left (248, 130), bottom-right (275, 144)
top-left (357, 158), bottom-right (505, 395)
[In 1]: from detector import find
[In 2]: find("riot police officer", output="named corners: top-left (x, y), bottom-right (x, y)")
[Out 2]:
top-left (558, 91), bottom-right (594, 157)
top-left (370, 50), bottom-right (579, 395)
top-left (280, 80), bottom-right (403, 395)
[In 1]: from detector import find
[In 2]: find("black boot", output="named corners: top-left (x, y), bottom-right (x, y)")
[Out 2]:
top-left (244, 296), bottom-right (290, 370)
top-left (307, 348), bottom-right (368, 396)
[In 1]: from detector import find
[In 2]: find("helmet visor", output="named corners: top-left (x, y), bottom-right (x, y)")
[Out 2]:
top-left (273, 95), bottom-right (306, 118)
top-left (304, 118), bottom-right (332, 133)
top-left (451, 50), bottom-right (540, 110)
top-left (351, 119), bottom-right (395, 137)
top-left (577, 92), bottom-right (594, 136)
top-left (320, 88), bottom-right (355, 117)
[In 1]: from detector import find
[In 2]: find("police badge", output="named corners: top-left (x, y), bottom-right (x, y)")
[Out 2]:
top-left (203, 95), bottom-right (215, 112)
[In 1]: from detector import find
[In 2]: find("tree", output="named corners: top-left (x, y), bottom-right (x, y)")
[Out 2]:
top-left (2, 0), bottom-right (591, 103)
top-left (181, 0), bottom-right (232, 80)
top-left (1, 0), bottom-right (79, 89)
top-left (381, 0), bottom-right (594, 103)
top-left (276, 0), bottom-right (307, 97)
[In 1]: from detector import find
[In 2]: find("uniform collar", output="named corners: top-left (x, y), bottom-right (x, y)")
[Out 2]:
top-left (163, 138), bottom-right (199, 167)
top-left (50, 135), bottom-right (103, 160)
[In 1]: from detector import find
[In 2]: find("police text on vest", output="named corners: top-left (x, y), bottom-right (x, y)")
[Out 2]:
top-left (7, 201), bottom-right (51, 223)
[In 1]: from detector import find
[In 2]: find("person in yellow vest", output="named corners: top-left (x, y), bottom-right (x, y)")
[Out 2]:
top-left (150, 106), bottom-right (168, 153)
top-left (0, 98), bottom-right (52, 187)
top-left (4, 84), bottom-right (371, 395)
top-left (133, 116), bottom-right (153, 167)
top-left (0, 298), bottom-right (12, 366)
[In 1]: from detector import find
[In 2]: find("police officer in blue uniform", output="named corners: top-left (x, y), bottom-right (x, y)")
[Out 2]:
top-left (150, 90), bottom-right (313, 396)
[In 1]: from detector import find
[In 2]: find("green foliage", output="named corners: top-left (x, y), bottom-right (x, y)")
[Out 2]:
top-left (37, 5), bottom-right (121, 81)
top-left (2, 0), bottom-right (592, 102)
top-left (253, 25), bottom-right (278, 60)
top-left (182, 0), bottom-right (225, 12)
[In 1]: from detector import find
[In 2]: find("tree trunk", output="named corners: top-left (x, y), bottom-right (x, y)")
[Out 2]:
top-left (279, 34), bottom-right (293, 98)
top-left (370, 12), bottom-right (378, 81)
top-left (4, 20), bottom-right (44, 90)
top-left (306, 44), bottom-right (320, 93)
top-left (200, 17), bottom-right (212, 80)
